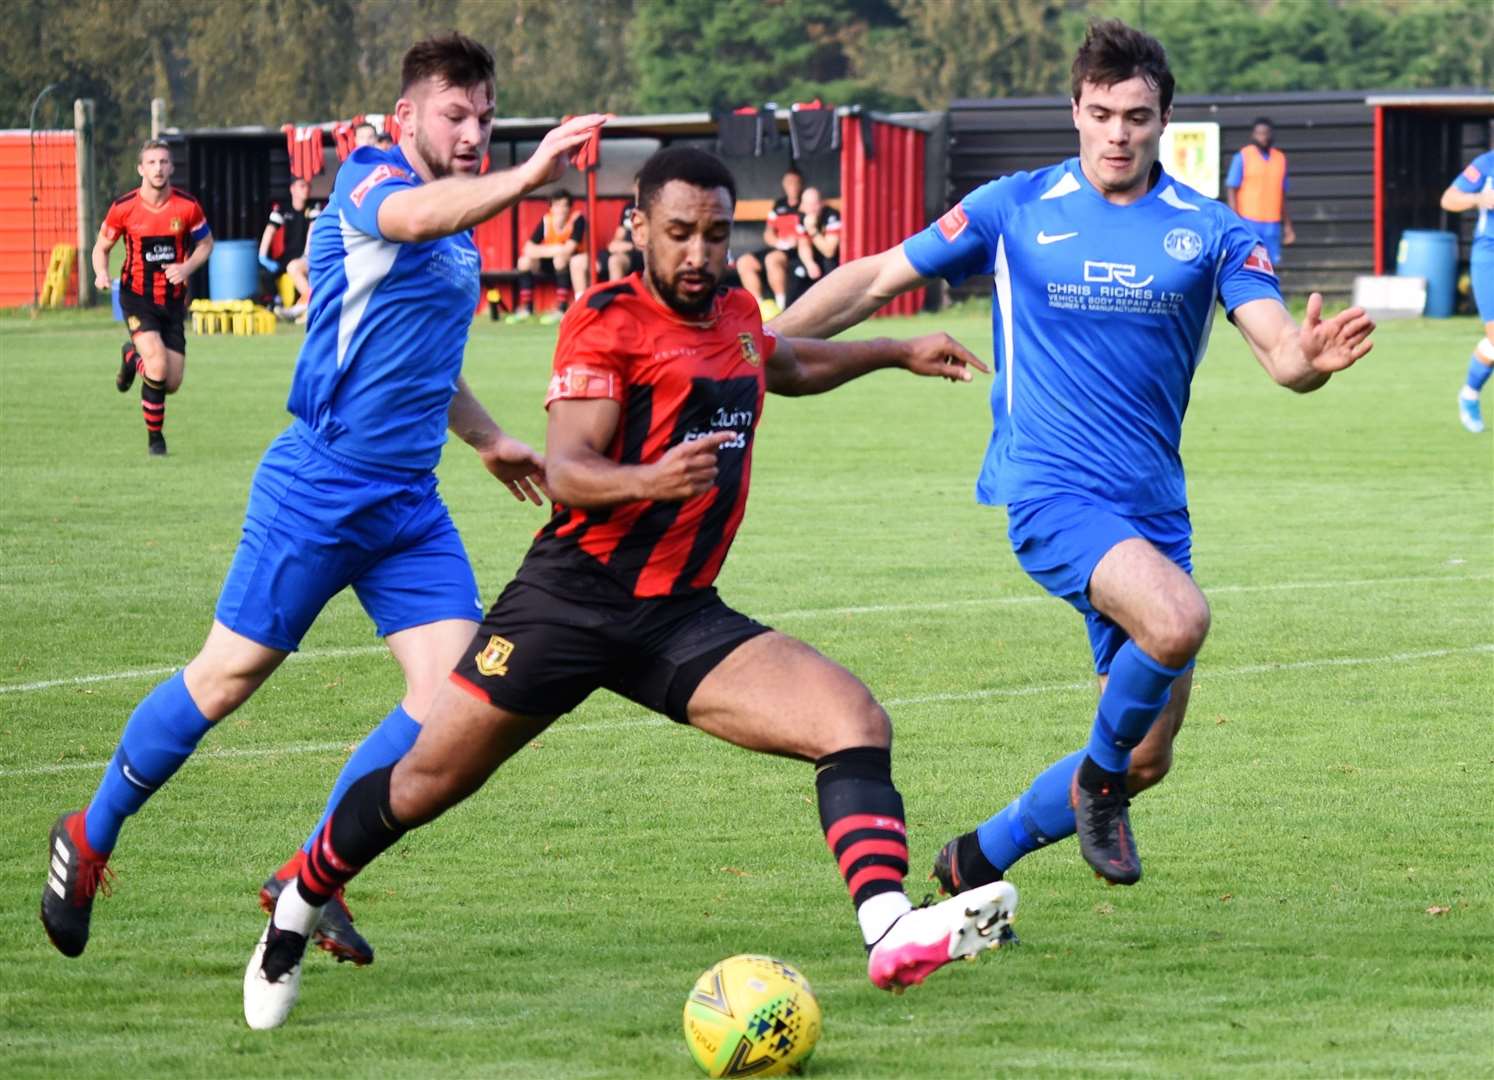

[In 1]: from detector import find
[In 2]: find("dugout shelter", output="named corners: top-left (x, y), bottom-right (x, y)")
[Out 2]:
top-left (156, 107), bottom-right (946, 318)
top-left (945, 89), bottom-right (1492, 306)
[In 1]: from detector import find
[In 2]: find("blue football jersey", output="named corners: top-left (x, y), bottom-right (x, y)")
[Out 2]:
top-left (287, 145), bottom-right (481, 471)
top-left (905, 157), bottom-right (1282, 515)
top-left (1451, 151), bottom-right (1494, 255)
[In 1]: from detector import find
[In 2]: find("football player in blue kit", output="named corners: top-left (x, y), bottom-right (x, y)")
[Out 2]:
top-left (1440, 149), bottom-right (1494, 433)
top-left (40, 32), bottom-right (608, 964)
top-left (771, 20), bottom-right (1374, 892)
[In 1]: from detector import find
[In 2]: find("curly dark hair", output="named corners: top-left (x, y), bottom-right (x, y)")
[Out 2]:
top-left (1070, 20), bottom-right (1174, 113)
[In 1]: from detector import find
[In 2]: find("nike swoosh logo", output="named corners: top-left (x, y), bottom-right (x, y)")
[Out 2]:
top-left (1036, 231), bottom-right (1079, 245)
top-left (121, 763), bottom-right (154, 791)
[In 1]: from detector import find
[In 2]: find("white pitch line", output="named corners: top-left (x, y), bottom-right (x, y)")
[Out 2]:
top-left (0, 572), bottom-right (1486, 697)
top-left (1, 644), bottom-right (1486, 780)
top-left (764, 572), bottom-right (1493, 620)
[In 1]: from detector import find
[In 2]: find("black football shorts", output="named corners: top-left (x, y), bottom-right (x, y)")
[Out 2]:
top-left (451, 579), bottom-right (771, 723)
top-left (120, 289), bottom-right (187, 355)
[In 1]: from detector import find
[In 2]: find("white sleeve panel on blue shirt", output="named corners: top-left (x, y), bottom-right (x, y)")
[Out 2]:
top-left (902, 179), bottom-right (1008, 287)
top-left (335, 148), bottom-right (419, 241)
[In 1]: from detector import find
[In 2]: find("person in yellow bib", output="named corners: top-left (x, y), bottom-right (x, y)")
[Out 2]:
top-left (1225, 117), bottom-right (1295, 264)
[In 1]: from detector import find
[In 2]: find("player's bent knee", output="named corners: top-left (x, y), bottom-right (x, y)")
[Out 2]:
top-left (809, 684), bottom-right (892, 757)
top-left (1127, 744), bottom-right (1173, 793)
top-left (1145, 598), bottom-right (1211, 666)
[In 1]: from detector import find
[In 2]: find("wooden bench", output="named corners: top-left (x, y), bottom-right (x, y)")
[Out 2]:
top-left (735, 197), bottom-right (840, 222)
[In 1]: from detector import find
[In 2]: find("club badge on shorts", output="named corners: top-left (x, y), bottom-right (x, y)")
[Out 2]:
top-left (474, 634), bottom-right (515, 677)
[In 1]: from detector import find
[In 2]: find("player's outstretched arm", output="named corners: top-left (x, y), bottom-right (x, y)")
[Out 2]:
top-left (448, 376), bottom-right (546, 505)
top-left (545, 399), bottom-right (733, 509)
top-left (767, 332), bottom-right (988, 398)
top-left (1233, 294), bottom-right (1374, 394)
top-left (377, 114), bottom-right (609, 243)
top-left (768, 245), bottom-right (933, 341)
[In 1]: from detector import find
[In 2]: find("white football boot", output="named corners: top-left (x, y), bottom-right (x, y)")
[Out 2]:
top-left (243, 917), bottom-right (308, 1029)
top-left (867, 880), bottom-right (1018, 991)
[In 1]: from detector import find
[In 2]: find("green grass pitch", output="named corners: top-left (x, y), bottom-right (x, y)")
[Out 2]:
top-left (1, 305), bottom-right (1490, 1078)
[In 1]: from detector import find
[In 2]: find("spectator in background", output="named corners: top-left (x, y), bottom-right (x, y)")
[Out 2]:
top-left (788, 186), bottom-right (841, 303)
top-left (735, 166), bottom-right (803, 319)
top-left (353, 122), bottom-right (378, 148)
top-left (605, 190), bottom-right (642, 282)
top-left (258, 177), bottom-right (319, 316)
top-left (507, 190), bottom-right (588, 325)
top-left (1225, 117), bottom-right (1294, 264)
top-left (375, 131), bottom-right (395, 150)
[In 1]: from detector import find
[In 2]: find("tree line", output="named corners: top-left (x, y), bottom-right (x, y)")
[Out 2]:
top-left (4, 0), bottom-right (1490, 198)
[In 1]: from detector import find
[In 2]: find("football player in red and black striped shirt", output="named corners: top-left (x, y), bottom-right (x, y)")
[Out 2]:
top-left (254, 147), bottom-right (1019, 1026)
top-left (91, 139), bottom-right (213, 455)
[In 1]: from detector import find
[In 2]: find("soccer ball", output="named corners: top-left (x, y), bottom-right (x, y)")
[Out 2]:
top-left (683, 954), bottom-right (822, 1077)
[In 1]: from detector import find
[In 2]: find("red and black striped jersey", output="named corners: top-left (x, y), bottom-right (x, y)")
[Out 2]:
top-left (518, 274), bottom-right (776, 599)
top-left (102, 187), bottom-right (210, 306)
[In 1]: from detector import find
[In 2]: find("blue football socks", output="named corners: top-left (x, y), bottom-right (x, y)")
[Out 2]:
top-left (301, 704), bottom-right (422, 854)
top-left (84, 671), bottom-right (213, 854)
top-left (975, 749), bottom-right (1086, 872)
top-left (1467, 356), bottom-right (1493, 393)
top-left (1086, 641), bottom-right (1189, 774)
top-left (973, 642), bottom-right (1190, 874)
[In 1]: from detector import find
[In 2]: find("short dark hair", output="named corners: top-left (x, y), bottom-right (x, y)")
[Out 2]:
top-left (138, 138), bottom-right (169, 160)
top-left (550, 190), bottom-right (572, 203)
top-left (354, 121), bottom-right (376, 134)
top-left (637, 146), bottom-right (736, 213)
top-left (400, 31), bottom-right (496, 98)
top-left (1252, 116), bottom-right (1273, 129)
top-left (1070, 19), bottom-right (1174, 114)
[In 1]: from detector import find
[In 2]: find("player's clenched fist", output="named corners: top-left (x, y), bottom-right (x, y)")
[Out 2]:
top-left (646, 431), bottom-right (735, 501)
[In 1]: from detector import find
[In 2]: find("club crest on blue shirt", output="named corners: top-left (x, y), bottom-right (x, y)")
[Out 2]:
top-left (1163, 228), bottom-right (1203, 262)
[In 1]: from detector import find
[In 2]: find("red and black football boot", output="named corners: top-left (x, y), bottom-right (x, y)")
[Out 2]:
top-left (40, 812), bottom-right (114, 957)
top-left (116, 343), bottom-right (139, 393)
top-left (929, 830), bottom-right (1004, 897)
top-left (260, 850), bottom-right (374, 966)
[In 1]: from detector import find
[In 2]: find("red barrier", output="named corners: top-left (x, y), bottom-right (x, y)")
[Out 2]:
top-left (838, 116), bottom-right (926, 317)
top-left (0, 131), bottom-right (77, 307)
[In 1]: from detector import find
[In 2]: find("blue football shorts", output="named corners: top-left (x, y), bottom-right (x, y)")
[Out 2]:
top-left (1005, 494), bottom-right (1193, 675)
top-left (1472, 248), bottom-right (1494, 324)
top-left (214, 423), bottom-right (483, 651)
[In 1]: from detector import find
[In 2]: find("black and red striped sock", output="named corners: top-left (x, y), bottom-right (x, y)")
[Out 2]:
top-left (517, 273), bottom-right (534, 311)
top-left (126, 345), bottom-right (143, 373)
top-left (295, 765), bottom-right (406, 906)
top-left (817, 746), bottom-right (909, 910)
top-left (141, 375), bottom-right (166, 436)
top-left (555, 267), bottom-right (573, 311)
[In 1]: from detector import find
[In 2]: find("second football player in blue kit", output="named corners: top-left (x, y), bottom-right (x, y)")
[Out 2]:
top-left (771, 19), bottom-right (1375, 892)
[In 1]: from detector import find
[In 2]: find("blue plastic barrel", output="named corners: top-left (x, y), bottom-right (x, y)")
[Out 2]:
top-left (208, 239), bottom-right (261, 301)
top-left (110, 279), bottom-right (123, 321)
top-left (1395, 229), bottom-right (1457, 318)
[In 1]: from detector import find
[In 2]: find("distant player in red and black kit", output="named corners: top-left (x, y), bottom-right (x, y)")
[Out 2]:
top-left (246, 146), bottom-right (1016, 1028)
top-left (92, 140), bottom-right (213, 455)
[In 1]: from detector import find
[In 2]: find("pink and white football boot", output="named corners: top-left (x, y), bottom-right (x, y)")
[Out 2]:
top-left (867, 881), bottom-right (1018, 991)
